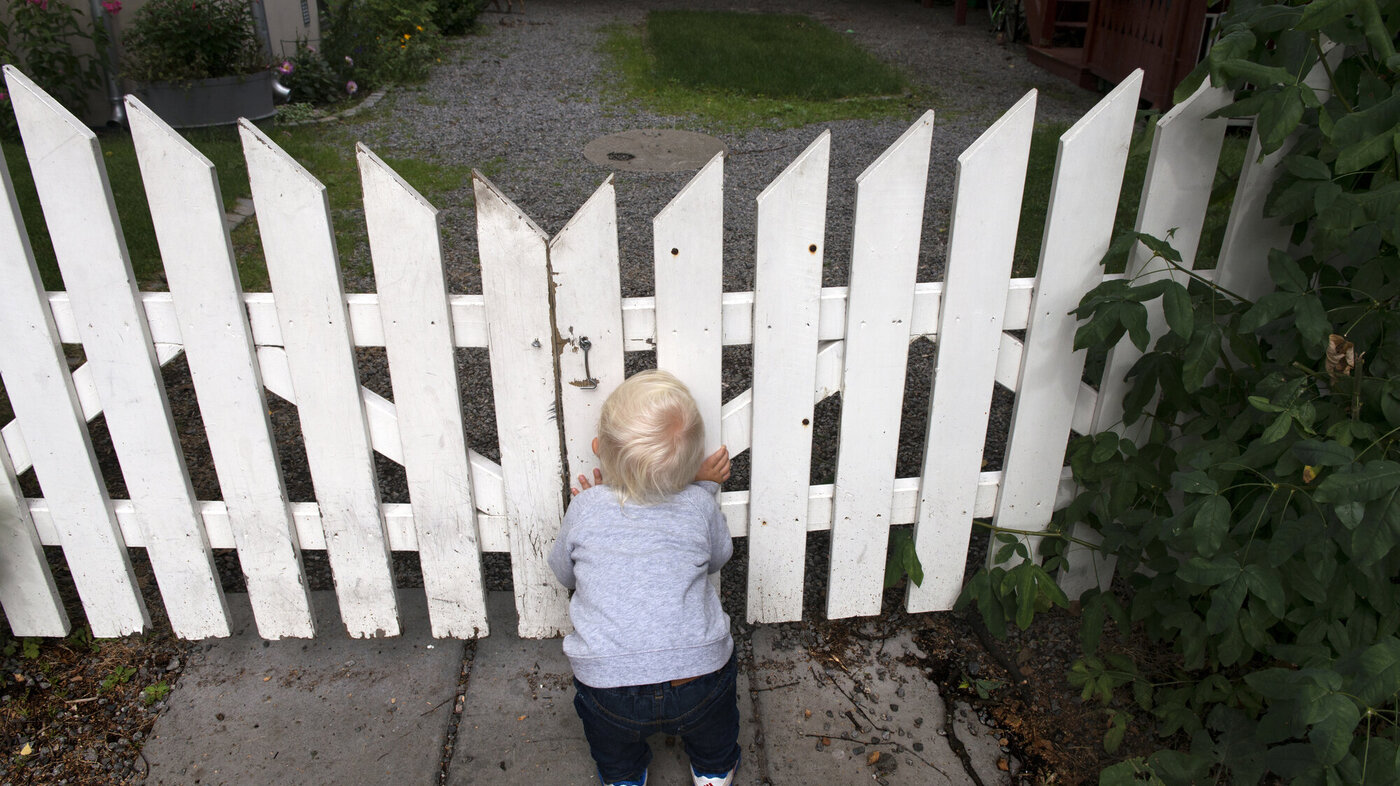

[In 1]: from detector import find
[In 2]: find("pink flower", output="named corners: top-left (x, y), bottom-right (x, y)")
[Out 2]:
top-left (345, 55), bottom-right (354, 67)
top-left (346, 80), bottom-right (358, 96)
top-left (101, 0), bottom-right (121, 12)
top-left (26, 0), bottom-right (48, 10)
top-left (276, 60), bottom-right (294, 76)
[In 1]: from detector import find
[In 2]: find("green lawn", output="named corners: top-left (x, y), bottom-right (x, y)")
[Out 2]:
top-left (600, 11), bottom-right (932, 129)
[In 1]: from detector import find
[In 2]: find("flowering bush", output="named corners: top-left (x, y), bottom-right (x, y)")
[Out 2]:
top-left (322, 0), bottom-right (441, 89)
top-left (277, 39), bottom-right (356, 105)
top-left (122, 0), bottom-right (266, 83)
top-left (0, 0), bottom-right (108, 123)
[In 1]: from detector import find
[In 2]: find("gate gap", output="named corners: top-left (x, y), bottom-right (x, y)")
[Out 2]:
top-left (355, 347), bottom-right (394, 403)
top-left (266, 391), bottom-right (315, 501)
top-left (457, 348), bottom-right (500, 464)
top-left (162, 355), bottom-right (220, 500)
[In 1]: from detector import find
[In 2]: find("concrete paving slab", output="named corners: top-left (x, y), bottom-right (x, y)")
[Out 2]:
top-left (582, 129), bottom-right (727, 172)
top-left (448, 592), bottom-right (760, 785)
top-left (749, 624), bottom-right (1010, 785)
top-left (142, 590), bottom-right (464, 786)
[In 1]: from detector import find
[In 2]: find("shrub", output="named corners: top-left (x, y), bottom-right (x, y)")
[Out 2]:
top-left (962, 1), bottom-right (1400, 782)
top-left (322, 0), bottom-right (442, 90)
top-left (277, 39), bottom-right (355, 105)
top-left (432, 0), bottom-right (483, 36)
top-left (0, 0), bottom-right (109, 121)
top-left (122, 0), bottom-right (266, 83)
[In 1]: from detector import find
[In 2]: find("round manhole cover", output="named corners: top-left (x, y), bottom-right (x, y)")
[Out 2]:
top-left (584, 129), bottom-right (726, 172)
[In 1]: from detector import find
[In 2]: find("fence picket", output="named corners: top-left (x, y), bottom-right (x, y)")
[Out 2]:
top-left (360, 145), bottom-right (488, 638)
top-left (654, 154), bottom-right (725, 452)
top-left (240, 121), bottom-right (400, 638)
top-left (0, 430), bottom-right (68, 636)
top-left (827, 115), bottom-right (934, 619)
top-left (551, 177), bottom-right (625, 485)
top-left (128, 98), bottom-right (314, 640)
top-left (8, 68), bottom-right (229, 638)
top-left (474, 173), bottom-right (571, 638)
top-left (994, 71), bottom-right (1143, 564)
top-left (909, 93), bottom-right (1037, 613)
top-left (746, 134), bottom-right (830, 623)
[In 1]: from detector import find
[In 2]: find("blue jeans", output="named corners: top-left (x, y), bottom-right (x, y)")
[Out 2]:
top-left (572, 652), bottom-right (741, 783)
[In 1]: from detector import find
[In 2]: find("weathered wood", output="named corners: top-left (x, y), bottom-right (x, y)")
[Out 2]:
top-left (360, 144), bottom-right (488, 638)
top-left (8, 68), bottom-right (228, 638)
top-left (827, 114), bottom-right (934, 619)
top-left (746, 134), bottom-right (829, 623)
top-left (909, 92), bottom-right (1036, 613)
top-left (474, 172), bottom-right (571, 638)
top-left (994, 72), bottom-right (1143, 564)
top-left (129, 97), bottom-right (314, 640)
top-left (0, 429), bottom-right (68, 636)
top-left (654, 154), bottom-right (725, 451)
top-left (240, 120), bottom-right (399, 638)
top-left (551, 177), bottom-right (625, 486)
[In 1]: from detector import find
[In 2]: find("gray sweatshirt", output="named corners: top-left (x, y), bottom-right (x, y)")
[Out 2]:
top-left (548, 481), bottom-right (733, 689)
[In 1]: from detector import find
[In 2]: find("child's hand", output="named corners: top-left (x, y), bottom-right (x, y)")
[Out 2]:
top-left (571, 468), bottom-right (603, 496)
top-left (696, 446), bottom-right (731, 485)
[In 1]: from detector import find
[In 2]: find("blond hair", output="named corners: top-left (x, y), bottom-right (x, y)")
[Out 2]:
top-left (597, 369), bottom-right (706, 505)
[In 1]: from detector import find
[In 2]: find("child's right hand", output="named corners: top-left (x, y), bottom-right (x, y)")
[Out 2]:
top-left (696, 446), bottom-right (731, 484)
top-left (572, 468), bottom-right (603, 496)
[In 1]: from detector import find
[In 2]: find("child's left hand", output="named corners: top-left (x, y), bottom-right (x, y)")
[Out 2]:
top-left (572, 468), bottom-right (603, 496)
top-left (696, 445), bottom-right (731, 484)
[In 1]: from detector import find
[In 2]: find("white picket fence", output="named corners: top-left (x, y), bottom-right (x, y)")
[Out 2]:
top-left (0, 63), bottom-right (1284, 642)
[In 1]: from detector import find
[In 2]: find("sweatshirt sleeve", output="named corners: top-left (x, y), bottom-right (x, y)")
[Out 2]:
top-left (548, 505), bottom-right (577, 590)
top-left (701, 487), bottom-right (733, 575)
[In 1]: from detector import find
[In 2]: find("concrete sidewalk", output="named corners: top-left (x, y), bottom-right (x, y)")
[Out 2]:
top-left (143, 592), bottom-right (1010, 784)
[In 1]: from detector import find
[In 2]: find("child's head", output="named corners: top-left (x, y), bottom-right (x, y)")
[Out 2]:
top-left (596, 369), bottom-right (706, 505)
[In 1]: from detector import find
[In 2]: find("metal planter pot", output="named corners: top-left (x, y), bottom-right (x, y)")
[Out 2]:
top-left (133, 71), bottom-right (276, 129)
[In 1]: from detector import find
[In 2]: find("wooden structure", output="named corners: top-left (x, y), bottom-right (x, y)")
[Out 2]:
top-left (1, 62), bottom-right (1285, 642)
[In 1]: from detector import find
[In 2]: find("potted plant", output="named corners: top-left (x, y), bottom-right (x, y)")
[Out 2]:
top-left (122, 0), bottom-right (273, 127)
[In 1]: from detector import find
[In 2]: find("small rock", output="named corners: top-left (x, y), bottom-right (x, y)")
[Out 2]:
top-left (165, 658), bottom-right (180, 672)
top-left (852, 745), bottom-right (865, 755)
top-left (912, 742), bottom-right (924, 752)
top-left (997, 757), bottom-right (1009, 771)
top-left (890, 703), bottom-right (899, 712)
top-left (913, 717), bottom-right (923, 727)
top-left (82, 749), bottom-right (98, 762)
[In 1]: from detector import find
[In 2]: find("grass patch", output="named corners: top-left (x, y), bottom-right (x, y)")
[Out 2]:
top-left (599, 13), bottom-right (932, 129)
top-left (1012, 121), bottom-right (1249, 277)
top-left (3, 112), bottom-right (472, 294)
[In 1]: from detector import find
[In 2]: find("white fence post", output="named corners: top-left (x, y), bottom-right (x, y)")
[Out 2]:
top-left (474, 172), bottom-right (571, 639)
top-left (551, 177), bottom-right (626, 486)
top-left (746, 134), bottom-right (830, 623)
top-left (909, 93), bottom-right (1036, 613)
top-left (827, 115), bottom-right (933, 619)
top-left (993, 71), bottom-right (1143, 565)
top-left (360, 144), bottom-right (489, 638)
top-left (241, 121), bottom-right (400, 638)
top-left (7, 67), bottom-right (228, 639)
top-left (128, 97), bottom-right (316, 640)
top-left (0, 429), bottom-right (68, 636)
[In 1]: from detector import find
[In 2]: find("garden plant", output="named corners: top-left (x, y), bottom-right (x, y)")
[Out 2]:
top-left (962, 0), bottom-right (1400, 782)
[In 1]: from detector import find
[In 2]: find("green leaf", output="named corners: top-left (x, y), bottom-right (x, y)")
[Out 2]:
top-left (1295, 295), bottom-right (1331, 349)
top-left (1241, 291), bottom-right (1300, 332)
top-left (1314, 461), bottom-right (1400, 503)
top-left (1193, 496), bottom-right (1230, 557)
top-left (1261, 411), bottom-right (1293, 444)
top-left (1340, 637), bottom-right (1400, 707)
top-left (1258, 85), bottom-right (1306, 154)
top-left (1103, 710), bottom-right (1127, 754)
top-left (1178, 555), bottom-right (1240, 586)
top-left (1162, 282), bottom-right (1192, 340)
top-left (1207, 575), bottom-right (1249, 634)
top-left (1014, 564), bottom-right (1037, 630)
top-left (1269, 249), bottom-right (1309, 292)
top-left (1182, 326), bottom-right (1221, 392)
top-left (1135, 232), bottom-right (1183, 263)
top-left (1172, 469), bottom-right (1218, 495)
top-left (1293, 440), bottom-right (1355, 467)
top-left (1242, 564), bottom-right (1287, 618)
top-left (1282, 154), bottom-right (1333, 181)
top-left (1296, 0), bottom-right (1361, 30)
top-left (1333, 93), bottom-right (1400, 172)
top-left (1307, 693), bottom-right (1361, 766)
top-left (1091, 433), bottom-right (1120, 463)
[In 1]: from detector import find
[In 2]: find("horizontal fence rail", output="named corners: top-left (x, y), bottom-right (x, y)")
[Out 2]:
top-left (0, 64), bottom-right (1273, 640)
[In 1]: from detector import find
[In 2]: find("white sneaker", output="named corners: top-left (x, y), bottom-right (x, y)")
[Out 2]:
top-left (691, 754), bottom-right (738, 786)
top-left (600, 768), bottom-right (646, 786)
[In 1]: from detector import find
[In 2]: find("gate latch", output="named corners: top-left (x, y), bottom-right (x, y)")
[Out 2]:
top-left (574, 337), bottom-right (599, 390)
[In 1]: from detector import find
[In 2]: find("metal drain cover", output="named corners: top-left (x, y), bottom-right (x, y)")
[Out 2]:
top-left (584, 129), bottom-right (726, 172)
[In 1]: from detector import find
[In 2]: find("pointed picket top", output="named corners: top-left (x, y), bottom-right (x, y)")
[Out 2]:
top-left (473, 169), bottom-right (551, 243)
top-left (551, 176), bottom-right (624, 487)
top-left (856, 109), bottom-right (935, 186)
top-left (358, 142), bottom-right (437, 214)
top-left (757, 130), bottom-right (831, 205)
top-left (238, 118), bottom-right (334, 216)
top-left (553, 173), bottom-right (615, 247)
top-left (126, 94), bottom-right (216, 170)
top-left (656, 150), bottom-right (724, 226)
top-left (959, 91), bottom-right (1035, 167)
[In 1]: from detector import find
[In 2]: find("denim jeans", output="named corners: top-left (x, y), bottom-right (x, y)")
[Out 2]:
top-left (572, 652), bottom-right (740, 783)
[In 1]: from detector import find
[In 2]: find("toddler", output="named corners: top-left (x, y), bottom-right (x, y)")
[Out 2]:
top-left (548, 369), bottom-right (739, 786)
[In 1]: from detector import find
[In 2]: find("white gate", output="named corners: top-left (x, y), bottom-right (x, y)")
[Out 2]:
top-left (0, 64), bottom-right (1282, 641)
